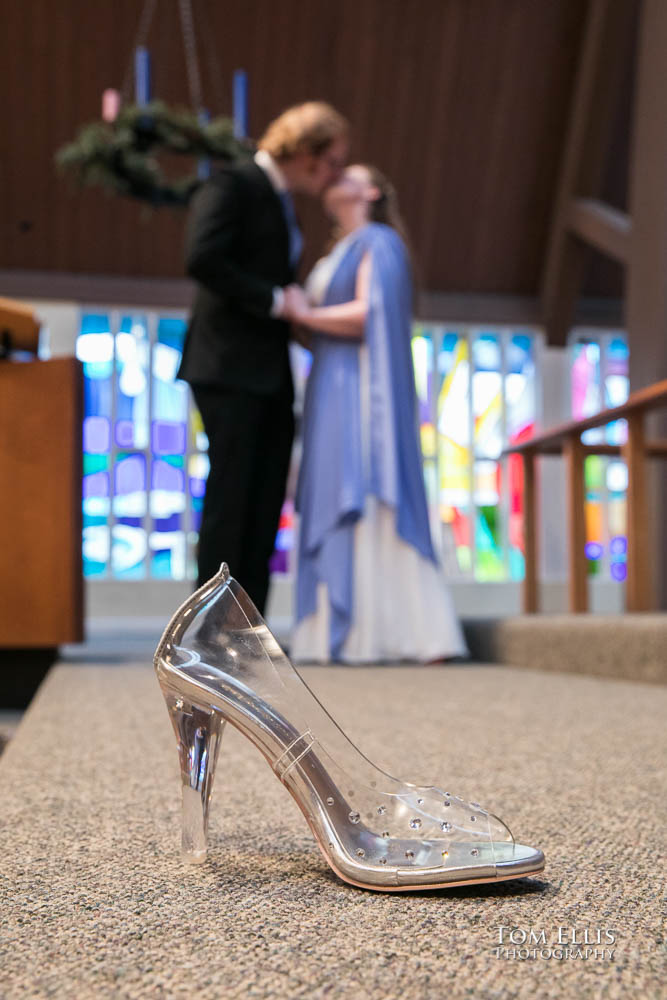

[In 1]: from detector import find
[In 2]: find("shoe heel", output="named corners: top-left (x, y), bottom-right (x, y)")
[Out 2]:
top-left (161, 685), bottom-right (227, 863)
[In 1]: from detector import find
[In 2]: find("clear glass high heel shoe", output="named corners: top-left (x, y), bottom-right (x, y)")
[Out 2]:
top-left (154, 564), bottom-right (545, 891)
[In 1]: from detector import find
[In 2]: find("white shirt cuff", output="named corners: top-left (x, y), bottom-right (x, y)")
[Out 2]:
top-left (270, 287), bottom-right (285, 318)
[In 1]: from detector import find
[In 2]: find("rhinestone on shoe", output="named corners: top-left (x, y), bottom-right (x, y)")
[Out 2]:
top-left (377, 805), bottom-right (386, 815)
top-left (470, 816), bottom-right (476, 822)
top-left (417, 798), bottom-right (424, 804)
top-left (356, 848), bottom-right (365, 858)
top-left (409, 818), bottom-right (422, 829)
top-left (326, 797), bottom-right (334, 806)
top-left (378, 857), bottom-right (387, 865)
top-left (441, 821), bottom-right (452, 832)
top-left (174, 698), bottom-right (184, 711)
top-left (195, 727), bottom-right (205, 738)
top-left (443, 800), bottom-right (451, 807)
top-left (382, 831), bottom-right (390, 838)
top-left (405, 850), bottom-right (415, 860)
top-left (471, 848), bottom-right (479, 856)
top-left (348, 811), bottom-right (360, 824)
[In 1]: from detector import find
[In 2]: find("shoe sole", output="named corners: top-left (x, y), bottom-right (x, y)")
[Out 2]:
top-left (202, 709), bottom-right (545, 893)
top-left (282, 766), bottom-right (546, 893)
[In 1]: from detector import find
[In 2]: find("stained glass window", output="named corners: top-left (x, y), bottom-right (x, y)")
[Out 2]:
top-left (79, 312), bottom-right (624, 586)
top-left (472, 333), bottom-right (504, 580)
top-left (571, 331), bottom-right (629, 582)
top-left (112, 315), bottom-right (149, 579)
top-left (505, 335), bottom-right (536, 579)
top-left (79, 311), bottom-right (302, 581)
top-left (436, 331), bottom-right (473, 573)
top-left (413, 326), bottom-right (537, 581)
top-left (78, 311), bottom-right (194, 580)
top-left (78, 313), bottom-right (113, 579)
top-left (411, 332), bottom-right (437, 517)
top-left (149, 317), bottom-right (189, 580)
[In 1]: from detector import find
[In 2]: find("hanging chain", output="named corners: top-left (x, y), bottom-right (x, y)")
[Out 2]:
top-left (178, 0), bottom-right (204, 111)
top-left (121, 0), bottom-right (159, 102)
top-left (119, 0), bottom-right (205, 111)
top-left (198, 0), bottom-right (226, 113)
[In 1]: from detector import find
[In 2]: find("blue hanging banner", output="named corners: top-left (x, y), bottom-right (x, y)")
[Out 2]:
top-left (197, 108), bottom-right (211, 180)
top-left (233, 70), bottom-right (248, 138)
top-left (135, 46), bottom-right (152, 106)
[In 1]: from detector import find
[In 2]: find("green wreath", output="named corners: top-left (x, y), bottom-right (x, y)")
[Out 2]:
top-left (56, 101), bottom-right (252, 207)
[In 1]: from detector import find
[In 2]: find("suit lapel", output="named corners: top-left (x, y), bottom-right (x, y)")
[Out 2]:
top-left (245, 162), bottom-right (292, 269)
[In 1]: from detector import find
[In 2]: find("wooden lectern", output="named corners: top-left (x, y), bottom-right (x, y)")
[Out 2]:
top-left (0, 296), bottom-right (41, 356)
top-left (0, 356), bottom-right (84, 647)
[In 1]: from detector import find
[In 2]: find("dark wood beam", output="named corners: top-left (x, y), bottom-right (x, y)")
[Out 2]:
top-left (540, 0), bottom-right (637, 346)
top-left (416, 291), bottom-right (622, 327)
top-left (0, 271), bottom-right (194, 309)
top-left (0, 272), bottom-right (624, 328)
top-left (626, 0), bottom-right (667, 608)
top-left (568, 198), bottom-right (631, 262)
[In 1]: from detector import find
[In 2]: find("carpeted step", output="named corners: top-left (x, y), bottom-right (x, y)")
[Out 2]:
top-left (463, 614), bottom-right (667, 684)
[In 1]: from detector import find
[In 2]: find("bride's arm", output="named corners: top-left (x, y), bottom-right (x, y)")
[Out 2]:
top-left (290, 252), bottom-right (371, 338)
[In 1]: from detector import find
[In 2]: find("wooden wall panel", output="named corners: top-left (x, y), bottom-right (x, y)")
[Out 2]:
top-left (0, 0), bottom-right (627, 297)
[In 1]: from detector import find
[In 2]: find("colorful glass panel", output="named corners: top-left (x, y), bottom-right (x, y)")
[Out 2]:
top-left (604, 337), bottom-right (629, 445)
top-left (115, 315), bottom-right (149, 450)
top-left (505, 334), bottom-right (535, 579)
top-left (437, 333), bottom-right (472, 573)
top-left (604, 338), bottom-right (629, 580)
top-left (79, 314), bottom-right (630, 587)
top-left (571, 334), bottom-right (629, 581)
top-left (474, 460), bottom-right (503, 581)
top-left (472, 333), bottom-right (503, 580)
top-left (149, 319), bottom-right (188, 579)
top-left (412, 326), bottom-right (541, 582)
top-left (412, 330), bottom-right (436, 459)
top-left (78, 314), bottom-right (113, 577)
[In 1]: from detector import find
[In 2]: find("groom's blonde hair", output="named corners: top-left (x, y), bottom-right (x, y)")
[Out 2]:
top-left (258, 102), bottom-right (348, 160)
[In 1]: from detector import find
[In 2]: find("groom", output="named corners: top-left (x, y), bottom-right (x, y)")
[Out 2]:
top-left (178, 101), bottom-right (349, 613)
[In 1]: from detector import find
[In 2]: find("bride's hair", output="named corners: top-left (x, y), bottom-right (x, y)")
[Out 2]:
top-left (359, 165), bottom-right (419, 285)
top-left (360, 164), bottom-right (411, 249)
top-left (327, 164), bottom-right (416, 276)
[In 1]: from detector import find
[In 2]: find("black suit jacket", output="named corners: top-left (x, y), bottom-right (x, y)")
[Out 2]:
top-left (178, 160), bottom-right (295, 398)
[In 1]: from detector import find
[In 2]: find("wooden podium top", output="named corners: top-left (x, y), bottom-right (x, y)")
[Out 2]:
top-left (0, 296), bottom-right (41, 355)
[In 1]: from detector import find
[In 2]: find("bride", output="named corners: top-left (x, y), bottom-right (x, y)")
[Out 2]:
top-left (285, 164), bottom-right (467, 663)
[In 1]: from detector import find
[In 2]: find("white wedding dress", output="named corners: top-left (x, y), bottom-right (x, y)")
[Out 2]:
top-left (291, 240), bottom-right (467, 663)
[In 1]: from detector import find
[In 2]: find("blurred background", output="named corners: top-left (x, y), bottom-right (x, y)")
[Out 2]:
top-left (2, 0), bottom-right (665, 710)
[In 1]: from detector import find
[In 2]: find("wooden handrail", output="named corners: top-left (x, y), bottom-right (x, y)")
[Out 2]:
top-left (516, 441), bottom-right (667, 457)
top-left (503, 377), bottom-right (667, 615)
top-left (503, 377), bottom-right (667, 454)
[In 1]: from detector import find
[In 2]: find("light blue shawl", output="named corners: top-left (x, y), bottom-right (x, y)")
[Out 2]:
top-left (295, 222), bottom-right (437, 657)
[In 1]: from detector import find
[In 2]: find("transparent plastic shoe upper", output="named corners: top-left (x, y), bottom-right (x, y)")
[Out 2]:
top-left (155, 565), bottom-right (541, 888)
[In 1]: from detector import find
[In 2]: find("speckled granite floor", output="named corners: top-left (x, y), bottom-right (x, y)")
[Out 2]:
top-left (0, 662), bottom-right (664, 1000)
